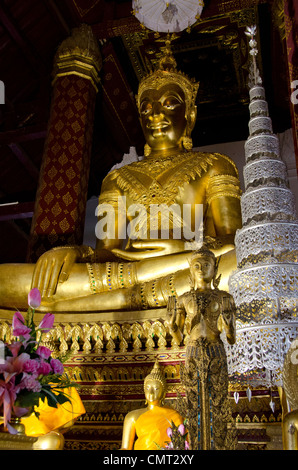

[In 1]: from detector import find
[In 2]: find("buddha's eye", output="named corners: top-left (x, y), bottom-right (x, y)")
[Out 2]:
top-left (140, 101), bottom-right (152, 115)
top-left (161, 95), bottom-right (182, 110)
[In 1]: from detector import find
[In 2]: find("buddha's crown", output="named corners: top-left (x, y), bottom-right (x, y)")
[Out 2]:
top-left (144, 360), bottom-right (167, 390)
top-left (189, 245), bottom-right (216, 265)
top-left (136, 39), bottom-right (199, 112)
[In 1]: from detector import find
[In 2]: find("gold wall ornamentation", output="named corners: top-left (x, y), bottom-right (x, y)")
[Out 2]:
top-left (1, 316), bottom-right (175, 355)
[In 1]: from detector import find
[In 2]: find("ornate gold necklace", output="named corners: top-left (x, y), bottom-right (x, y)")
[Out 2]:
top-left (115, 151), bottom-right (218, 208)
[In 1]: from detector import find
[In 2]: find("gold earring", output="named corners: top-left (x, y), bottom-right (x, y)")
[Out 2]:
top-left (144, 144), bottom-right (151, 157)
top-left (182, 136), bottom-right (193, 150)
top-left (213, 273), bottom-right (221, 289)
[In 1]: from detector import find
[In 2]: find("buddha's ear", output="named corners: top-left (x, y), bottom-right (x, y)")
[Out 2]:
top-left (187, 105), bottom-right (197, 134)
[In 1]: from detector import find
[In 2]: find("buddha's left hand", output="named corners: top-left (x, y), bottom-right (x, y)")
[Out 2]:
top-left (112, 239), bottom-right (187, 260)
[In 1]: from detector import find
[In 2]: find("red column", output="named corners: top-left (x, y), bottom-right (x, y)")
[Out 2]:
top-left (27, 25), bottom-right (102, 262)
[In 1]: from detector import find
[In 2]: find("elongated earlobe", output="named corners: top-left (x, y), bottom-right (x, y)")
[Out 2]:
top-left (182, 106), bottom-right (197, 150)
top-left (144, 144), bottom-right (151, 157)
top-left (182, 136), bottom-right (193, 150)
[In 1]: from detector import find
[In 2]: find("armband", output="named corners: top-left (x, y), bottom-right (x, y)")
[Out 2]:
top-left (206, 174), bottom-right (241, 205)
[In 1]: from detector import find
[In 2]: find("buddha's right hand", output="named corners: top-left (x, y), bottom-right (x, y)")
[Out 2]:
top-left (112, 239), bottom-right (187, 260)
top-left (31, 246), bottom-right (81, 299)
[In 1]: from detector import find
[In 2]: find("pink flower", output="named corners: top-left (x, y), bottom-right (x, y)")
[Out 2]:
top-left (37, 361), bottom-right (51, 376)
top-left (20, 374), bottom-right (42, 393)
top-left (12, 312), bottom-right (31, 339)
top-left (36, 346), bottom-right (52, 360)
top-left (185, 441), bottom-right (190, 450)
top-left (22, 358), bottom-right (39, 375)
top-left (0, 343), bottom-right (23, 373)
top-left (166, 426), bottom-right (173, 438)
top-left (50, 358), bottom-right (64, 375)
top-left (178, 423), bottom-right (185, 435)
top-left (2, 352), bottom-right (30, 382)
top-left (7, 342), bottom-right (22, 357)
top-left (38, 313), bottom-right (54, 332)
top-left (28, 288), bottom-right (41, 309)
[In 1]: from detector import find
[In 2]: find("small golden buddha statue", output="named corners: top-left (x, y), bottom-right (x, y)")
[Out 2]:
top-left (167, 245), bottom-right (236, 450)
top-left (0, 41), bottom-right (242, 312)
top-left (121, 361), bottom-right (184, 450)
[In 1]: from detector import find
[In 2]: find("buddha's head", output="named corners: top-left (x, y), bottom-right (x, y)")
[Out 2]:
top-left (144, 361), bottom-right (167, 406)
top-left (136, 40), bottom-right (199, 155)
top-left (189, 245), bottom-right (220, 289)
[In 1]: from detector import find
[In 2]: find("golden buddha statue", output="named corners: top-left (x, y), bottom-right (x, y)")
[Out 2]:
top-left (167, 246), bottom-right (236, 450)
top-left (0, 41), bottom-right (242, 312)
top-left (121, 361), bottom-right (184, 450)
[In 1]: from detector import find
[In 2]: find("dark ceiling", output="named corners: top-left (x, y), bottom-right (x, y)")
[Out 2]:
top-left (0, 0), bottom-right (293, 263)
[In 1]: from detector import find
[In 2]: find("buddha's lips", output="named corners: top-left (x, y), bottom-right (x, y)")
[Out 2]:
top-left (147, 121), bottom-right (169, 130)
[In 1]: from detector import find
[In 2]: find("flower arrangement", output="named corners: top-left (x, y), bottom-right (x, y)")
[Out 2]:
top-left (156, 419), bottom-right (189, 450)
top-left (0, 288), bottom-right (76, 434)
top-left (165, 420), bottom-right (189, 450)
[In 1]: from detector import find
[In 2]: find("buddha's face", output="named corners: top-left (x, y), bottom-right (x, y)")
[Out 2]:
top-left (139, 83), bottom-right (187, 152)
top-left (144, 378), bottom-right (164, 404)
top-left (190, 255), bottom-right (215, 286)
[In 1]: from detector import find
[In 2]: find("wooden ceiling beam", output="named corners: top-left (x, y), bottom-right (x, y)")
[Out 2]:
top-left (43, 0), bottom-right (71, 35)
top-left (5, 220), bottom-right (30, 241)
top-left (0, 3), bottom-right (46, 75)
top-left (0, 124), bottom-right (47, 145)
top-left (0, 202), bottom-right (34, 221)
top-left (8, 143), bottom-right (40, 181)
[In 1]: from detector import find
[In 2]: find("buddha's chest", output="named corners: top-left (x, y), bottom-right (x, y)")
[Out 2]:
top-left (119, 157), bottom-right (211, 209)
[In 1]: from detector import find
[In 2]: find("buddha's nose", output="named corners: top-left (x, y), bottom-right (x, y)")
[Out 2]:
top-left (149, 102), bottom-right (164, 120)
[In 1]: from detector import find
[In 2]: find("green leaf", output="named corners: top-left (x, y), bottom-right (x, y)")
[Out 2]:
top-left (55, 393), bottom-right (71, 406)
top-left (15, 391), bottom-right (40, 408)
top-left (42, 391), bottom-right (58, 408)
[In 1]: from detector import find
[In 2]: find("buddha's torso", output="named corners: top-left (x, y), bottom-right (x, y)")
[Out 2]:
top-left (99, 151), bottom-right (240, 242)
top-left (134, 406), bottom-right (184, 450)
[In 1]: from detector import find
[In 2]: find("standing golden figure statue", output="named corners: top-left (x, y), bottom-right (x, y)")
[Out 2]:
top-left (0, 41), bottom-right (242, 312)
top-left (121, 361), bottom-right (184, 450)
top-left (167, 246), bottom-right (237, 450)
top-left (281, 337), bottom-right (298, 450)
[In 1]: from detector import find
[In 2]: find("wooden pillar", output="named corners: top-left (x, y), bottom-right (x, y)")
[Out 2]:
top-left (283, 0), bottom-right (298, 167)
top-left (27, 25), bottom-right (102, 262)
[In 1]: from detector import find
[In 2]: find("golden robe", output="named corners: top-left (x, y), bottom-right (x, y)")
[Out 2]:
top-left (134, 406), bottom-right (184, 450)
